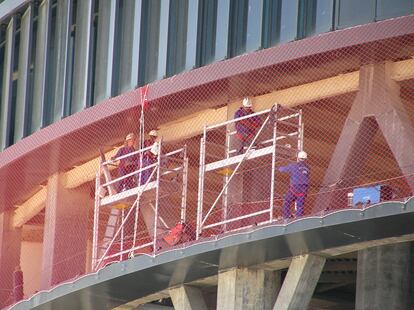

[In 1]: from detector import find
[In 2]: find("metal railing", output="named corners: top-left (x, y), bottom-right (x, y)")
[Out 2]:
top-left (92, 141), bottom-right (188, 271)
top-left (196, 104), bottom-right (304, 238)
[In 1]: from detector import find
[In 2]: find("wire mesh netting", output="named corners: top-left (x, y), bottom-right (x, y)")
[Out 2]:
top-left (1, 25), bottom-right (414, 308)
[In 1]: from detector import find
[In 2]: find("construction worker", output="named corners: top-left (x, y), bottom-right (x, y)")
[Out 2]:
top-left (234, 97), bottom-right (261, 154)
top-left (278, 151), bottom-right (310, 219)
top-left (140, 130), bottom-right (159, 185)
top-left (112, 133), bottom-right (137, 191)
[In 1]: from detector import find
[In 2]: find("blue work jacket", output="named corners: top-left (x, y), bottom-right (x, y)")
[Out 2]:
top-left (278, 161), bottom-right (310, 186)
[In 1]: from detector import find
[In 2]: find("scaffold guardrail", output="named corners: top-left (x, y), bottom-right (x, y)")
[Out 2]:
top-left (196, 104), bottom-right (304, 239)
top-left (92, 141), bottom-right (188, 271)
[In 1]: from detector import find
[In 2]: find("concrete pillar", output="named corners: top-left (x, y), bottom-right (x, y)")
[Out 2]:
top-left (356, 242), bottom-right (413, 310)
top-left (169, 285), bottom-right (208, 310)
top-left (40, 173), bottom-right (90, 289)
top-left (0, 211), bottom-right (22, 307)
top-left (274, 254), bottom-right (326, 310)
top-left (217, 267), bottom-right (280, 310)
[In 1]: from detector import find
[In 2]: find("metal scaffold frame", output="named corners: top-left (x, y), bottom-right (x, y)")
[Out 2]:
top-left (92, 141), bottom-right (189, 271)
top-left (196, 104), bottom-right (304, 239)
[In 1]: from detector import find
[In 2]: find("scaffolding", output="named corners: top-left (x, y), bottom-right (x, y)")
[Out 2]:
top-left (92, 141), bottom-right (188, 271)
top-left (196, 104), bottom-right (304, 238)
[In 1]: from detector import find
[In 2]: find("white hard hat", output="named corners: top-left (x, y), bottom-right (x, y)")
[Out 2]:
top-left (149, 130), bottom-right (158, 137)
top-left (242, 97), bottom-right (252, 108)
top-left (150, 142), bottom-right (159, 156)
top-left (125, 133), bottom-right (135, 141)
top-left (298, 151), bottom-right (307, 160)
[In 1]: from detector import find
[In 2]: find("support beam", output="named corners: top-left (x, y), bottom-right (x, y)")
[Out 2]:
top-left (63, 148), bottom-right (117, 188)
top-left (217, 267), bottom-right (280, 310)
top-left (389, 58), bottom-right (414, 81)
top-left (273, 254), bottom-right (326, 310)
top-left (12, 187), bottom-right (46, 228)
top-left (169, 285), bottom-right (208, 310)
top-left (315, 62), bottom-right (414, 212)
top-left (40, 173), bottom-right (91, 289)
top-left (356, 242), bottom-right (413, 310)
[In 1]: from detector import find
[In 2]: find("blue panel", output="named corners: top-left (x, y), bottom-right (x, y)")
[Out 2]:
top-left (280, 0), bottom-right (298, 43)
top-left (376, 0), bottom-right (414, 20)
top-left (352, 185), bottom-right (381, 206)
top-left (0, 17), bottom-right (16, 150)
top-left (15, 5), bottom-right (33, 142)
top-left (246, 0), bottom-right (263, 52)
top-left (314, 0), bottom-right (334, 34)
top-left (215, 0), bottom-right (230, 61)
top-left (185, 0), bottom-right (199, 70)
top-left (157, 0), bottom-right (170, 80)
top-left (337, 0), bottom-right (375, 29)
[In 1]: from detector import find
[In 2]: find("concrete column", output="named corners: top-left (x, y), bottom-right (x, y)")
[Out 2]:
top-left (40, 173), bottom-right (90, 289)
top-left (274, 254), bottom-right (326, 310)
top-left (356, 242), bottom-right (413, 310)
top-left (169, 285), bottom-right (208, 310)
top-left (0, 211), bottom-right (22, 307)
top-left (217, 267), bottom-right (280, 310)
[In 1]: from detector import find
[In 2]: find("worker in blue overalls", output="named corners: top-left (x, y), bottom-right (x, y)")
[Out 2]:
top-left (234, 97), bottom-right (261, 154)
top-left (140, 130), bottom-right (159, 185)
top-left (278, 151), bottom-right (310, 219)
top-left (112, 133), bottom-right (137, 191)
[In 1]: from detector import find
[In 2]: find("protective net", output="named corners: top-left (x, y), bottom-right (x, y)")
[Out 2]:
top-left (1, 19), bottom-right (414, 307)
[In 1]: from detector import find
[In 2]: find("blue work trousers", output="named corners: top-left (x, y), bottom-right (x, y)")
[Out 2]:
top-left (282, 184), bottom-right (309, 219)
top-left (118, 165), bottom-right (136, 191)
top-left (140, 157), bottom-right (156, 185)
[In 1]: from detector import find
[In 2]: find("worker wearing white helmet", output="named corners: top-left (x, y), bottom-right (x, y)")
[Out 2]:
top-left (234, 97), bottom-right (261, 154)
top-left (278, 150), bottom-right (310, 219)
top-left (112, 133), bottom-right (137, 191)
top-left (140, 130), bottom-right (159, 185)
